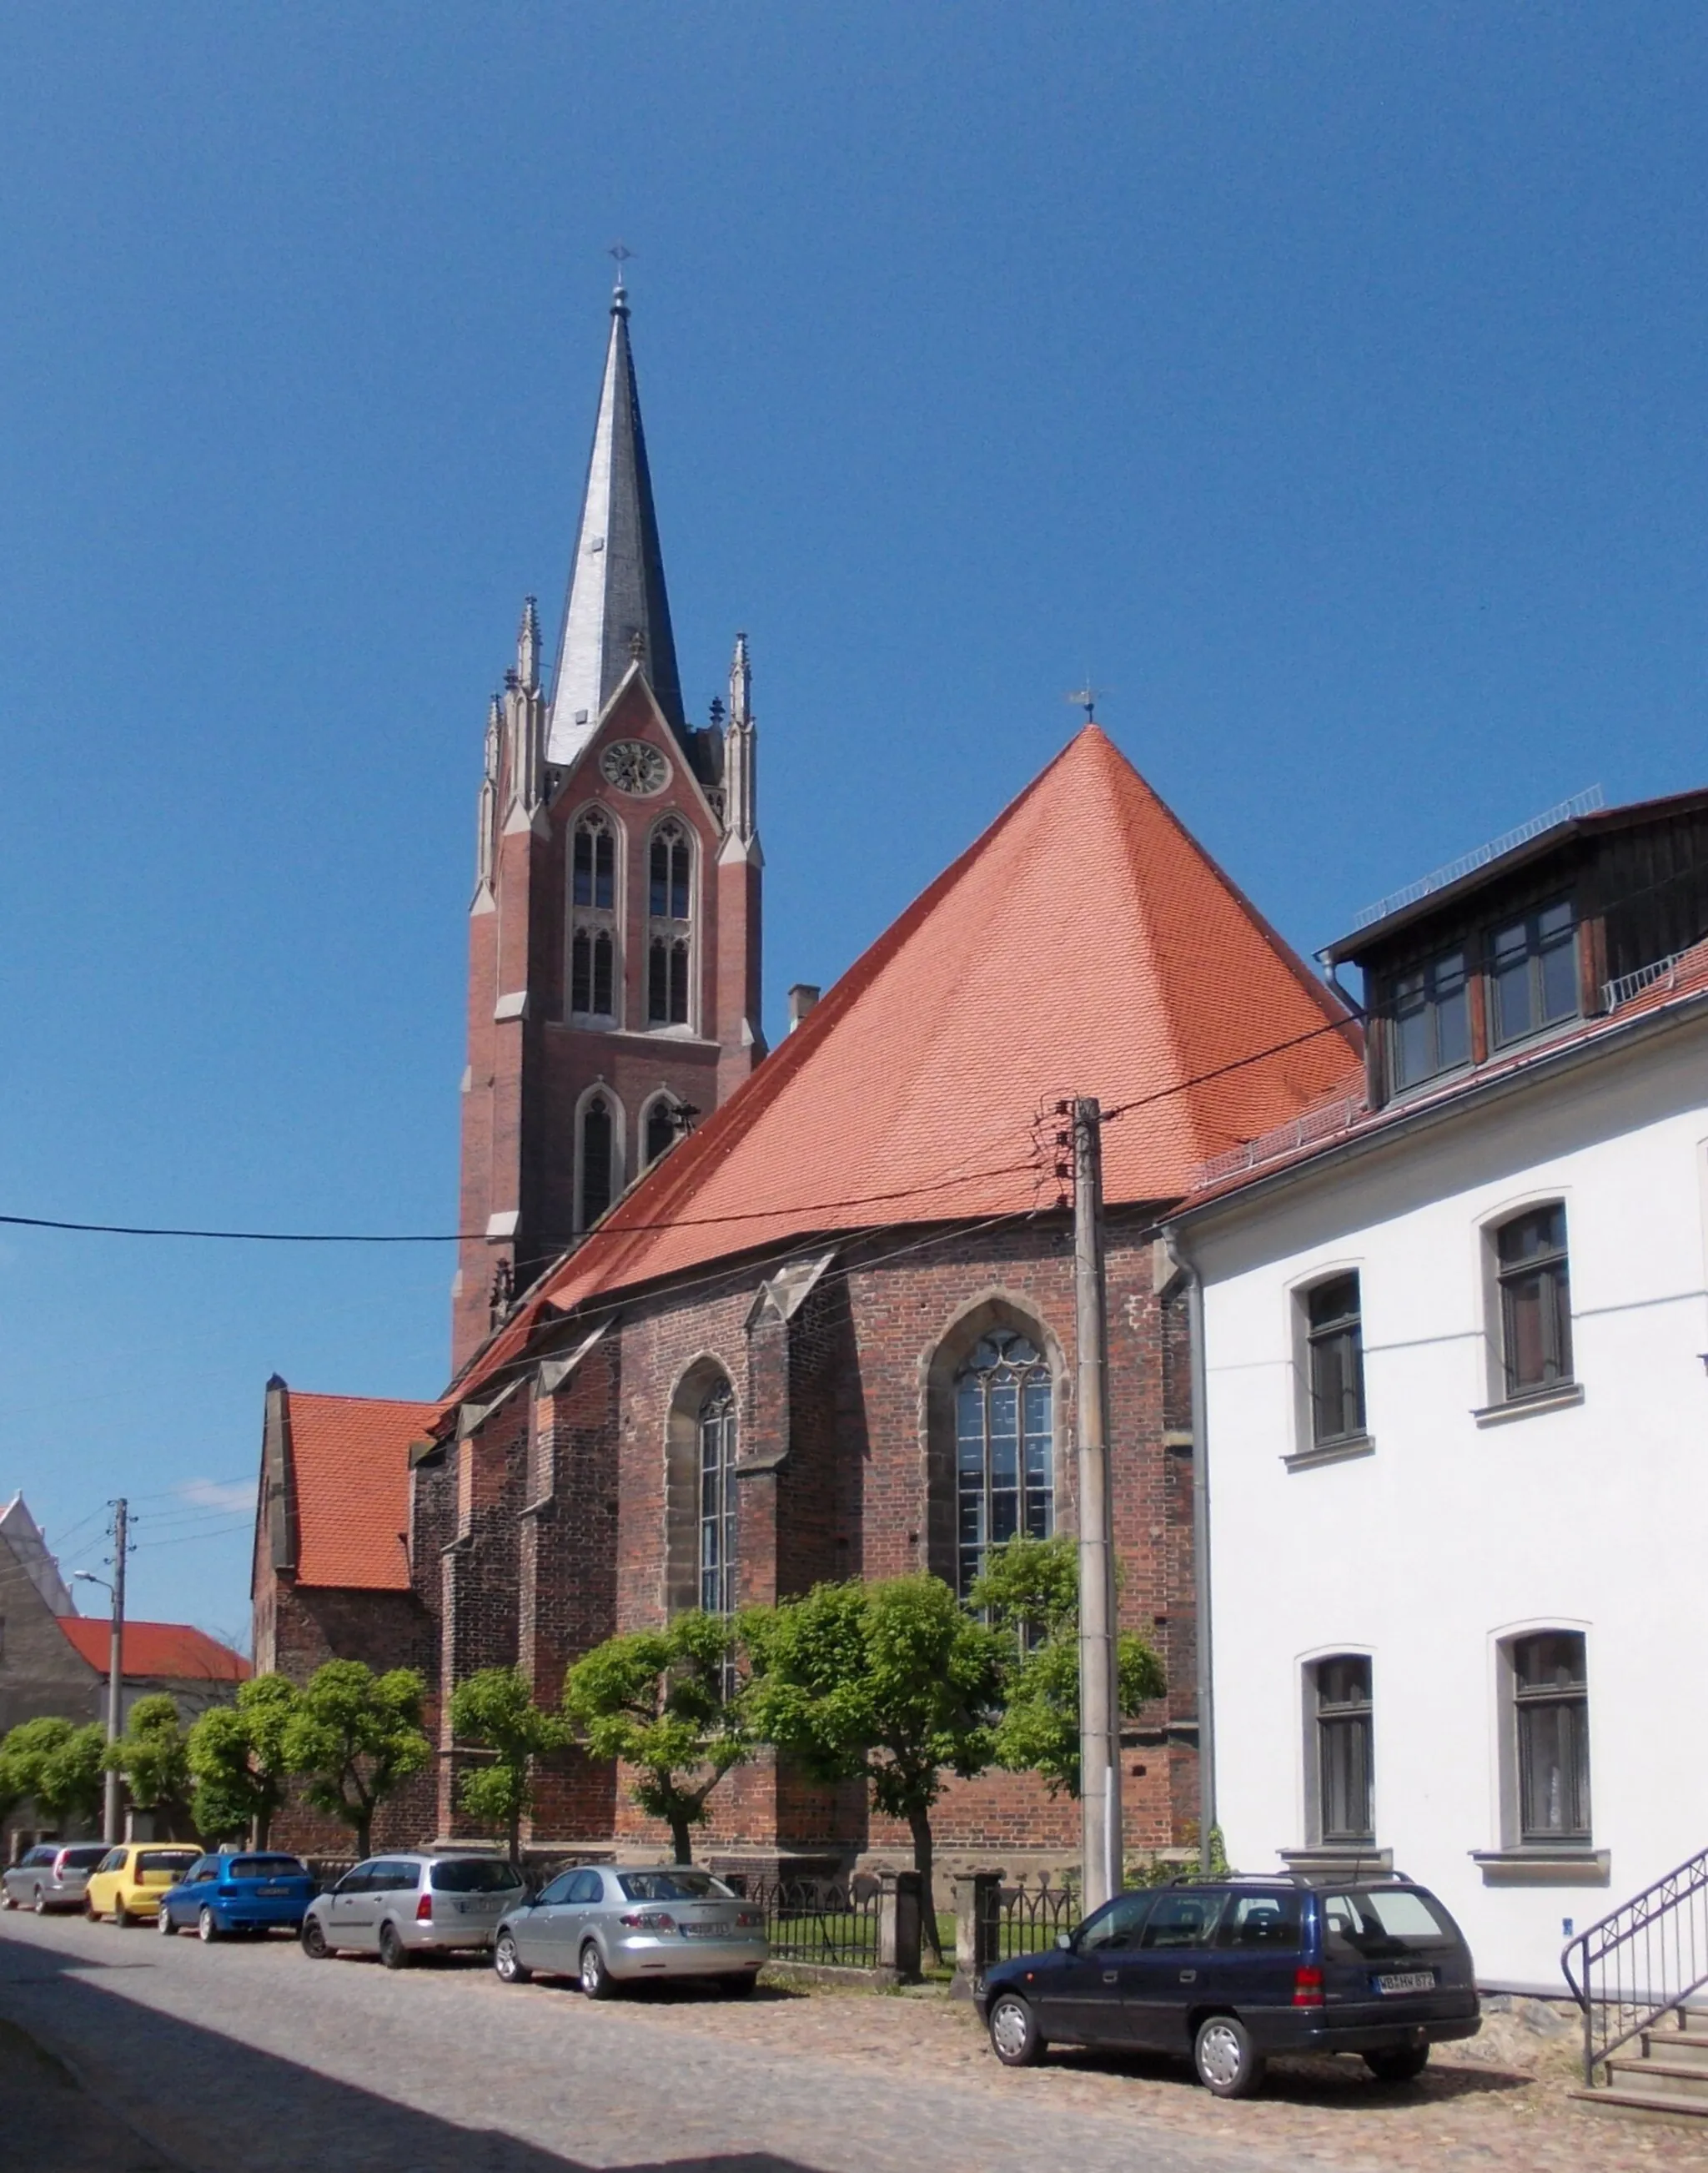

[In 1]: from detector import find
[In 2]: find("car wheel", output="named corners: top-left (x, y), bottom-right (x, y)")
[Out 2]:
top-left (2, 1889), bottom-right (15, 1910)
top-left (579, 1940), bottom-right (615, 1999)
top-left (1365, 2045), bottom-right (1430, 2084)
top-left (84, 1898), bottom-right (99, 1922)
top-left (299, 1916), bottom-right (329, 1960)
top-left (198, 1907), bottom-right (219, 1944)
top-left (1193, 2014), bottom-right (1266, 2100)
top-left (494, 1931), bottom-right (530, 1985)
top-left (987, 1990), bottom-right (1045, 2067)
top-left (33, 1889), bottom-right (51, 1917)
top-left (379, 1920), bottom-right (408, 1971)
top-left (157, 1907), bottom-right (177, 1937)
top-left (113, 1900), bottom-right (131, 1929)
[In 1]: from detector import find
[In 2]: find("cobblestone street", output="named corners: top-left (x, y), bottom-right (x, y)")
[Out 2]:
top-left (5, 1911), bottom-right (1708, 2173)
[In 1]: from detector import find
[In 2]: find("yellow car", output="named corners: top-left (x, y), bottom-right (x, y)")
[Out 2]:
top-left (83, 1844), bottom-right (200, 1925)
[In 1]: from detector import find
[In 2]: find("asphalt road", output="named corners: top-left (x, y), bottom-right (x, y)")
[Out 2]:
top-left (0, 1909), bottom-right (1328, 2173)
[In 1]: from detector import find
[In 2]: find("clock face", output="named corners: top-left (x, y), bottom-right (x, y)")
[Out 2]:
top-left (599, 740), bottom-right (671, 797)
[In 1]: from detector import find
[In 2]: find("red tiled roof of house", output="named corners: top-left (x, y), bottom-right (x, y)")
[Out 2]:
top-left (287, 1390), bottom-right (439, 1590)
top-left (460, 727), bottom-right (1361, 1394)
top-left (56, 1617), bottom-right (250, 1683)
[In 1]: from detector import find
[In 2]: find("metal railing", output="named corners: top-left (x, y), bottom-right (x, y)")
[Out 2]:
top-left (977, 1876), bottom-right (1079, 1970)
top-left (1563, 1844), bottom-right (1708, 2085)
top-left (746, 1874), bottom-right (882, 1970)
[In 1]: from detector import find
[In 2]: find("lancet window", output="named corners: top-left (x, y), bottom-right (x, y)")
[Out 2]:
top-left (954, 1331), bottom-right (1053, 1596)
top-left (646, 818), bottom-right (693, 1029)
top-left (579, 1093), bottom-right (615, 1229)
top-left (569, 809), bottom-right (620, 1024)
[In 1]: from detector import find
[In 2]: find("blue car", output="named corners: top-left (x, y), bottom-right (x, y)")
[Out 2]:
top-left (158, 1852), bottom-right (319, 1942)
top-left (977, 1874), bottom-right (1480, 2098)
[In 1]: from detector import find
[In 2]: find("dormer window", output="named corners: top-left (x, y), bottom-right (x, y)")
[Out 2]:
top-left (1491, 899), bottom-right (1577, 1046)
top-left (1391, 948), bottom-right (1469, 1091)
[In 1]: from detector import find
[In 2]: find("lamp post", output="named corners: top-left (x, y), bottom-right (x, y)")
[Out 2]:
top-left (73, 1498), bottom-right (128, 1844)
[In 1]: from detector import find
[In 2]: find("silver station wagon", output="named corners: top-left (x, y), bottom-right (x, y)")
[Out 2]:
top-left (299, 1852), bottom-right (526, 1968)
top-left (3, 1843), bottom-right (108, 1914)
top-left (494, 1864), bottom-right (767, 1997)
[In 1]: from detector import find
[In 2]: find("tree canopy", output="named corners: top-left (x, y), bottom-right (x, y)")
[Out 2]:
top-left (106, 1694), bottom-right (194, 1833)
top-left (741, 1574), bottom-right (1007, 1957)
top-left (450, 1666), bottom-right (569, 1863)
top-left (0, 1716), bottom-right (108, 1829)
top-left (563, 1612), bottom-right (746, 1864)
top-left (187, 1674), bottom-right (302, 1846)
top-left (279, 1661), bottom-right (430, 1859)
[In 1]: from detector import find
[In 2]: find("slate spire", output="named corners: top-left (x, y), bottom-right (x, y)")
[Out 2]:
top-left (546, 276), bottom-right (686, 764)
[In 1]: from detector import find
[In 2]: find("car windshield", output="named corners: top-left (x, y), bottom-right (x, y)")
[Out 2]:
top-left (22, 1848), bottom-right (56, 1866)
top-left (137, 1852), bottom-right (199, 1875)
top-left (430, 1859), bottom-right (525, 1894)
top-left (229, 1857), bottom-right (307, 1879)
top-left (616, 1871), bottom-right (732, 1902)
top-left (1323, 1887), bottom-right (1459, 1960)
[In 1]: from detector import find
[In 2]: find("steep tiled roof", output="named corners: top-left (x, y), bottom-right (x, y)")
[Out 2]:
top-left (56, 1617), bottom-right (250, 1683)
top-left (287, 1391), bottom-right (438, 1590)
top-left (461, 727), bottom-right (1360, 1391)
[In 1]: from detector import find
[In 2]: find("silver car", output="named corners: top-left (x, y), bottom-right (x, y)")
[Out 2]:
top-left (299, 1851), bottom-right (526, 1969)
top-left (2, 1843), bottom-right (108, 1914)
top-left (493, 1863), bottom-right (768, 1998)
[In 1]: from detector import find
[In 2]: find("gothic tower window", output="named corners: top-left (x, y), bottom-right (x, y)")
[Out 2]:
top-left (642, 1094), bottom-right (681, 1169)
top-left (569, 809), bottom-right (620, 1024)
top-left (698, 1379), bottom-right (738, 1617)
top-left (955, 1331), bottom-right (1054, 1595)
top-left (646, 818), bottom-right (694, 1029)
top-left (579, 1091), bottom-right (616, 1229)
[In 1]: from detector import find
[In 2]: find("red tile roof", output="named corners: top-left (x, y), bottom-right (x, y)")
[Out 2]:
top-left (56, 1617), bottom-right (250, 1683)
top-left (460, 727), bottom-right (1361, 1394)
top-left (286, 1390), bottom-right (438, 1590)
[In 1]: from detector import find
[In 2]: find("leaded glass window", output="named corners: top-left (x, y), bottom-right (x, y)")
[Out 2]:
top-left (955, 1332), bottom-right (1053, 1596)
top-left (698, 1381), bottom-right (738, 1617)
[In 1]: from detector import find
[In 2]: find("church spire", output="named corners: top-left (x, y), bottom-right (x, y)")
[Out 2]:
top-left (546, 276), bottom-right (685, 765)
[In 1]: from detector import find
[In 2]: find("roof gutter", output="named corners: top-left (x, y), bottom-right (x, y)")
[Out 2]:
top-left (1176, 980), bottom-right (1708, 1236)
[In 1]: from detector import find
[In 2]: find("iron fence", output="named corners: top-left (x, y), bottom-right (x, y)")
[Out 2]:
top-left (745, 1874), bottom-right (883, 1970)
top-left (977, 1876), bottom-right (1078, 1969)
top-left (1563, 1844), bottom-right (1708, 2085)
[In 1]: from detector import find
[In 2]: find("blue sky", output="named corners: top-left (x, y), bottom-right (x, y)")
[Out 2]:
top-left (1, 4), bottom-right (1705, 1639)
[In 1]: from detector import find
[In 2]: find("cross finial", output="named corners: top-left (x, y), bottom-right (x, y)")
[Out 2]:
top-left (609, 240), bottom-right (634, 295)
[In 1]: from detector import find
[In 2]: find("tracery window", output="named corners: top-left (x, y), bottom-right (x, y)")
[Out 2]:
top-left (580, 1093), bottom-right (615, 1229)
top-left (643, 1096), bottom-right (680, 1168)
top-left (569, 808), bottom-right (620, 1023)
top-left (955, 1332), bottom-right (1053, 1596)
top-left (697, 1380), bottom-right (738, 1617)
top-left (646, 820), bottom-right (693, 1029)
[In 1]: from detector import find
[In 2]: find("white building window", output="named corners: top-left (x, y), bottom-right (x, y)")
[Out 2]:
top-left (1508, 1631), bottom-right (1591, 1844)
top-left (1494, 1203), bottom-right (1574, 1401)
top-left (1303, 1274), bottom-right (1366, 1447)
top-left (1308, 1655), bottom-right (1374, 1846)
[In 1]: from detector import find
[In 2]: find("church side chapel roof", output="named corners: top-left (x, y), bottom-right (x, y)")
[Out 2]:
top-left (56, 1617), bottom-right (250, 1683)
top-left (460, 725), bottom-right (1360, 1395)
top-left (284, 1390), bottom-right (438, 1591)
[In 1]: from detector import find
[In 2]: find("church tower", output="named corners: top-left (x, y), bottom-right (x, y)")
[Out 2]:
top-left (453, 276), bottom-right (766, 1372)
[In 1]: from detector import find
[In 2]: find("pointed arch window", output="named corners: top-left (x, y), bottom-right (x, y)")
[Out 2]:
top-left (643, 1095), bottom-right (681, 1169)
top-left (646, 819), bottom-right (694, 1030)
top-left (955, 1332), bottom-right (1053, 1596)
top-left (698, 1380), bottom-right (738, 1617)
top-left (580, 1093), bottom-right (615, 1229)
top-left (650, 822), bottom-right (691, 921)
top-left (569, 809), bottom-right (620, 1024)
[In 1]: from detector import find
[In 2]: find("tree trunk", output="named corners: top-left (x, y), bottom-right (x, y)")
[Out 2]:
top-left (354, 1808), bottom-right (372, 1859)
top-left (907, 1805), bottom-right (942, 1963)
top-left (508, 1803), bottom-right (522, 1866)
top-left (667, 1808), bottom-right (695, 1864)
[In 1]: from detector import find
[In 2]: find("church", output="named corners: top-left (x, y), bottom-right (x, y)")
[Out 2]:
top-left (252, 274), bottom-right (1362, 1873)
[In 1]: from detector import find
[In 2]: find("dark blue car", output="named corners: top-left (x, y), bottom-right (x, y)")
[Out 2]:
top-left (158, 1853), bottom-right (319, 1942)
top-left (977, 1875), bottom-right (1480, 2098)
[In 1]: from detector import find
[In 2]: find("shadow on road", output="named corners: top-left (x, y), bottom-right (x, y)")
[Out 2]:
top-left (0, 1935), bottom-right (820, 2173)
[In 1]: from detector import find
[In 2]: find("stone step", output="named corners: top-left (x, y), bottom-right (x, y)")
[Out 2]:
top-left (1640, 2028), bottom-right (1708, 2070)
top-left (1606, 2056), bottom-right (1708, 2100)
top-left (1570, 2085), bottom-right (1708, 2124)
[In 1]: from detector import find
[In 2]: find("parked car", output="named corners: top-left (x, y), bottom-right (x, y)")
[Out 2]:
top-left (2, 1843), bottom-right (108, 1914)
top-left (299, 1852), bottom-right (526, 1969)
top-left (977, 1875), bottom-right (1480, 2098)
top-left (492, 1863), bottom-right (768, 1999)
top-left (158, 1852), bottom-right (318, 1941)
top-left (83, 1844), bottom-right (202, 1926)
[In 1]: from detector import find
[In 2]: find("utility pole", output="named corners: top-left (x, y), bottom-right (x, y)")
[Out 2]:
top-left (103, 1500), bottom-right (128, 1844)
top-left (1072, 1098), bottom-right (1123, 1913)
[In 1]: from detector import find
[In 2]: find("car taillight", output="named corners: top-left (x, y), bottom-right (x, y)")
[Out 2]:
top-left (618, 1910), bottom-right (676, 1931)
top-left (416, 1892), bottom-right (434, 1922)
top-left (1293, 1965), bottom-right (1324, 2007)
top-left (736, 1910), bottom-right (763, 1929)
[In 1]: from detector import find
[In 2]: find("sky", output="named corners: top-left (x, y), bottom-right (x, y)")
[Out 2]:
top-left (1, 4), bottom-right (1705, 1640)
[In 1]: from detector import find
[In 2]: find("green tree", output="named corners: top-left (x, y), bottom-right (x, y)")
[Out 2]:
top-left (970, 1533), bottom-right (1166, 1800)
top-left (563, 1613), bottom-right (746, 1864)
top-left (0, 1717), bottom-right (108, 1831)
top-left (107, 1695), bottom-right (195, 1836)
top-left (187, 1675), bottom-right (301, 1846)
top-left (280, 1661), bottom-right (430, 1859)
top-left (450, 1667), bottom-right (570, 1864)
top-left (742, 1576), bottom-right (1006, 1959)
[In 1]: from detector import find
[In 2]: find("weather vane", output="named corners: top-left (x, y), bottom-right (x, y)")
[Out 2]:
top-left (1066, 677), bottom-right (1105, 723)
top-left (609, 240), bottom-right (634, 290)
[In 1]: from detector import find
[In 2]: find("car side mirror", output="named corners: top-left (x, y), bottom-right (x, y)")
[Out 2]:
top-left (1056, 1931), bottom-right (1073, 1951)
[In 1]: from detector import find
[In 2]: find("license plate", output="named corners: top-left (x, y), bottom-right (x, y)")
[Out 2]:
top-left (1376, 1970), bottom-right (1435, 1994)
top-left (681, 1922), bottom-right (728, 1938)
top-left (259, 1885), bottom-right (286, 1896)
